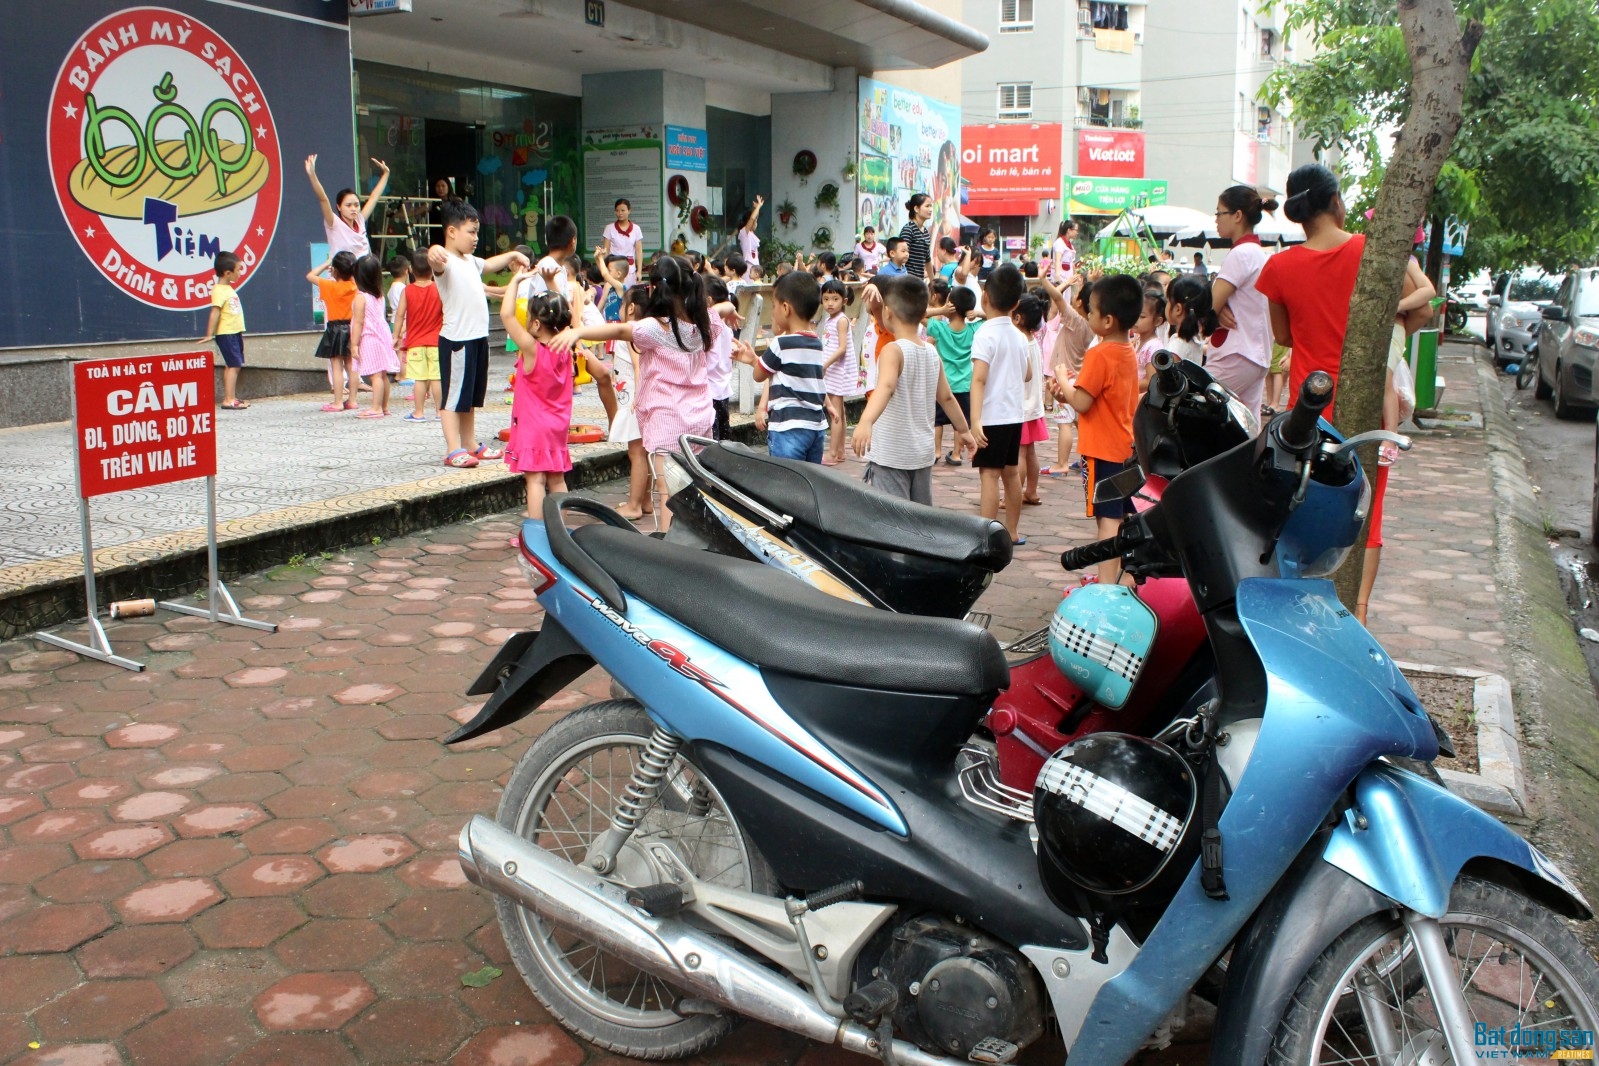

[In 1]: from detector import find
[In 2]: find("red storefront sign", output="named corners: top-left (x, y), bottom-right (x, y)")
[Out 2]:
top-left (74, 354), bottom-right (217, 498)
top-left (960, 124), bottom-right (1064, 197)
top-left (1077, 129), bottom-right (1144, 179)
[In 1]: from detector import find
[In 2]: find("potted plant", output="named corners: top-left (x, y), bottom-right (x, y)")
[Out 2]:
top-left (792, 150), bottom-right (817, 185)
top-left (814, 183), bottom-right (840, 213)
top-left (812, 225), bottom-right (833, 250)
top-left (842, 152), bottom-right (857, 182)
top-left (776, 197), bottom-right (798, 228)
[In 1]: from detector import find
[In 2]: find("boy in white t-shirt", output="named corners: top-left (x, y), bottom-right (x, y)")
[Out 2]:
top-left (968, 263), bottom-right (1032, 543)
top-left (426, 201), bottom-right (529, 469)
top-left (602, 198), bottom-right (644, 284)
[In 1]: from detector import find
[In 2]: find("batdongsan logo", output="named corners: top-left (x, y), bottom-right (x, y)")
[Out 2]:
top-left (47, 7), bottom-right (282, 311)
top-left (1475, 1022), bottom-right (1595, 1059)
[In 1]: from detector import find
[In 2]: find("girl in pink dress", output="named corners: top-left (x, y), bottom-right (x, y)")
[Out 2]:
top-left (350, 255), bottom-right (401, 418)
top-left (549, 255), bottom-right (722, 531)
top-left (499, 275), bottom-right (575, 519)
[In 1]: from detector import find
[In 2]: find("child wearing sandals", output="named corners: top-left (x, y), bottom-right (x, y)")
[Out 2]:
top-left (1016, 293), bottom-right (1051, 515)
top-left (499, 277), bottom-right (574, 521)
top-left (608, 286), bottom-right (654, 520)
top-left (549, 256), bottom-right (722, 531)
top-left (820, 278), bottom-right (857, 464)
top-left (350, 255), bottom-right (401, 417)
top-left (308, 251), bottom-right (359, 412)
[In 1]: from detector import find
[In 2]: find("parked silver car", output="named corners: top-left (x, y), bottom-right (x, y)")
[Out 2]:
top-left (1485, 273), bottom-right (1546, 366)
top-left (1535, 268), bottom-right (1599, 419)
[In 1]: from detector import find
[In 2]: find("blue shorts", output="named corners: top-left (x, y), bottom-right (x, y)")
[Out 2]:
top-left (767, 427), bottom-right (825, 463)
top-left (1083, 455), bottom-right (1134, 519)
top-left (215, 333), bottom-right (245, 368)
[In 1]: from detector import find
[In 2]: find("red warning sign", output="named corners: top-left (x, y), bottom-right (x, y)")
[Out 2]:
top-left (74, 353), bottom-right (217, 498)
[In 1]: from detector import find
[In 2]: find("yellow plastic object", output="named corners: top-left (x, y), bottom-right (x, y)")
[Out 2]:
top-left (573, 348), bottom-right (593, 386)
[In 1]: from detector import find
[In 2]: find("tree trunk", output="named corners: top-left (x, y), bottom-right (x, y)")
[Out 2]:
top-left (1331, 0), bottom-right (1483, 610)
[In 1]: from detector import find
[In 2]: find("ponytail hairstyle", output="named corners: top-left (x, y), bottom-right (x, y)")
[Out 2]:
top-left (1167, 274), bottom-right (1217, 342)
top-left (1281, 164), bottom-right (1341, 225)
top-left (820, 277), bottom-right (854, 309)
top-left (623, 284), bottom-right (651, 322)
top-left (644, 254), bottom-right (714, 353)
top-left (525, 290), bottom-right (573, 336)
top-left (704, 275), bottom-right (730, 306)
top-left (1012, 291), bottom-right (1048, 335)
top-left (330, 250), bottom-right (357, 281)
top-left (813, 251), bottom-right (838, 277)
top-left (1217, 184), bottom-right (1281, 228)
top-left (1141, 289), bottom-right (1167, 332)
top-left (352, 254), bottom-right (384, 300)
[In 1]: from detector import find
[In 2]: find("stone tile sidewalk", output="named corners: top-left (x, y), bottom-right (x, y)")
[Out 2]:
top-left (0, 344), bottom-right (1507, 1065)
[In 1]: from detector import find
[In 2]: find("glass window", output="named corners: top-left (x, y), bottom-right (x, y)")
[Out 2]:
top-left (1000, 0), bottom-right (1034, 32)
top-left (352, 61), bottom-right (582, 259)
top-left (998, 83), bottom-right (1034, 119)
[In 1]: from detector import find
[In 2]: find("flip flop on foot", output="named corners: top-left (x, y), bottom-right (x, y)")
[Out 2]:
top-left (443, 449), bottom-right (480, 469)
top-left (1023, 496), bottom-right (1043, 505)
top-left (357, 410), bottom-right (385, 419)
top-left (820, 456), bottom-right (841, 466)
top-left (471, 442), bottom-right (505, 461)
top-left (220, 400), bottom-right (250, 410)
top-left (319, 402), bottom-right (342, 412)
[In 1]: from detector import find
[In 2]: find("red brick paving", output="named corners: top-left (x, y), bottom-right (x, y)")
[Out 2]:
top-left (0, 357), bottom-right (1509, 1063)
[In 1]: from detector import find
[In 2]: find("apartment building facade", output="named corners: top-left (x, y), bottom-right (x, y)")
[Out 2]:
top-left (960, 0), bottom-right (1301, 244)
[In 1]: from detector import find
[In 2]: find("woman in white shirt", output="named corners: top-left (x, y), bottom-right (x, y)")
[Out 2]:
top-left (1206, 185), bottom-right (1279, 419)
top-left (1049, 220), bottom-right (1079, 285)
top-left (736, 196), bottom-right (764, 279)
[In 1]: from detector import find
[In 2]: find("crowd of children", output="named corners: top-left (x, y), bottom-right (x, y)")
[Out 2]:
top-left (236, 163), bottom-right (1336, 580)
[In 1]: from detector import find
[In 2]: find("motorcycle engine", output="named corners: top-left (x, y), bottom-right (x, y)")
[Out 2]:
top-left (875, 915), bottom-right (1044, 1059)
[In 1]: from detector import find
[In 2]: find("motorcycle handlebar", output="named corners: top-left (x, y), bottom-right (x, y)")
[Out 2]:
top-left (1274, 370), bottom-right (1336, 453)
top-left (1151, 349), bottom-right (1186, 397)
top-left (1060, 536), bottom-right (1125, 573)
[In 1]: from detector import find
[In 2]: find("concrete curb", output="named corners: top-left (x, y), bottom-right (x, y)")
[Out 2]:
top-left (9, 422), bottom-right (767, 641)
top-left (1393, 660), bottom-right (1524, 817)
top-left (1471, 343), bottom-right (1599, 918)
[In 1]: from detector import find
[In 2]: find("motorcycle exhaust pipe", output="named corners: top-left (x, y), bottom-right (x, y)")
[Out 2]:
top-left (457, 816), bottom-right (948, 1066)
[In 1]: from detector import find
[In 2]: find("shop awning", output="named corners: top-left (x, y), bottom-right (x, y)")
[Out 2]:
top-left (620, 0), bottom-right (989, 69)
top-left (966, 199), bottom-right (1041, 217)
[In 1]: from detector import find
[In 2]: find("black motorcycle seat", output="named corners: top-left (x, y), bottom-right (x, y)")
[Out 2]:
top-left (571, 524), bottom-right (1008, 696)
top-left (697, 443), bottom-right (1013, 571)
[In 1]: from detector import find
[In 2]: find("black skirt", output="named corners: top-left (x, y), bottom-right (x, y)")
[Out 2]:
top-left (314, 319), bottom-right (351, 359)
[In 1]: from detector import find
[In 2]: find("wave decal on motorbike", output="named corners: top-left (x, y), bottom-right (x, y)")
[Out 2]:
top-left (575, 584), bottom-right (895, 818)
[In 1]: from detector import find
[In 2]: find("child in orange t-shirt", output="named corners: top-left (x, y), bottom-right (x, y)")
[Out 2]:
top-left (1053, 273), bottom-right (1142, 584)
top-left (307, 251), bottom-right (360, 412)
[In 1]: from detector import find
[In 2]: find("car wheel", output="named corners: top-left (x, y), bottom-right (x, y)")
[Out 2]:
top-left (1536, 357), bottom-right (1555, 400)
top-left (1554, 360), bottom-right (1589, 419)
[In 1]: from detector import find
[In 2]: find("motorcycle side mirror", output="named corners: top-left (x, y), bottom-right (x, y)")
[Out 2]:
top-left (1093, 465), bottom-right (1147, 504)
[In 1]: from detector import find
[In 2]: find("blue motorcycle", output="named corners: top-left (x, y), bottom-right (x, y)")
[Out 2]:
top-left (449, 370), bottom-right (1598, 1065)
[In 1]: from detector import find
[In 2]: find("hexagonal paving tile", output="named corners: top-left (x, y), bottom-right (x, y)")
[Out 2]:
top-left (74, 824), bottom-right (173, 861)
top-left (252, 972), bottom-right (375, 1031)
top-left (173, 803), bottom-right (269, 837)
top-left (34, 978), bottom-right (168, 1041)
top-left (110, 791), bottom-right (192, 822)
top-left (104, 722), bottom-right (183, 747)
top-left (192, 897), bottom-right (308, 949)
top-left (317, 835), bottom-right (416, 874)
top-left (452, 1024), bottom-right (586, 1066)
top-left (331, 683), bottom-right (403, 706)
top-left (115, 878), bottom-right (223, 924)
top-left (76, 924), bottom-right (197, 978)
top-left (218, 855), bottom-right (326, 897)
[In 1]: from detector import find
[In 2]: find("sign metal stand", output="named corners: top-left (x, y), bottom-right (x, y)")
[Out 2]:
top-left (36, 354), bottom-right (277, 672)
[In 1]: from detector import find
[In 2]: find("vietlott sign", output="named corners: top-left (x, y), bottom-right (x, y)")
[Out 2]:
top-left (47, 7), bottom-right (284, 311)
top-left (1067, 176), bottom-right (1168, 215)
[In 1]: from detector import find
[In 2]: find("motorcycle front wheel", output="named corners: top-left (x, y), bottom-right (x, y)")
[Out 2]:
top-left (1517, 349), bottom-right (1539, 391)
top-left (495, 699), bottom-right (776, 1060)
top-left (1268, 876), bottom-right (1599, 1065)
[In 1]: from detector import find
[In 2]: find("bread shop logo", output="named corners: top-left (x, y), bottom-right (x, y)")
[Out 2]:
top-left (47, 7), bottom-right (281, 310)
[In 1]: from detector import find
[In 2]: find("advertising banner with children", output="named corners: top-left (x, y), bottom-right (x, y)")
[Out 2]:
top-left (856, 77), bottom-right (962, 245)
top-left (6, 0), bottom-right (355, 349)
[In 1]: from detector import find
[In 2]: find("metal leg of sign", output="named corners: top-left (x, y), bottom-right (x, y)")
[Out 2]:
top-left (158, 476), bottom-right (277, 633)
top-left (36, 496), bottom-right (146, 671)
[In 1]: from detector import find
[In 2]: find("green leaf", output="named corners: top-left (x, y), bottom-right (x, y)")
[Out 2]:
top-left (461, 965), bottom-right (503, 988)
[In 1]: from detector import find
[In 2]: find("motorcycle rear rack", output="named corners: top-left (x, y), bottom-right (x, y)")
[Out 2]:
top-left (1003, 626), bottom-right (1050, 657)
top-left (676, 435), bottom-right (794, 533)
top-left (957, 744), bottom-right (1035, 823)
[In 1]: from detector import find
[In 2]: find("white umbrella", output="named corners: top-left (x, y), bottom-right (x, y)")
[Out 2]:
top-left (1170, 209), bottom-right (1306, 246)
top-left (1096, 205), bottom-right (1215, 239)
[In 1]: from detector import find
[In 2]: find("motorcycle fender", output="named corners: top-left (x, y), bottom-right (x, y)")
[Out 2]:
top-left (1323, 764), bottom-right (1591, 921)
top-left (1209, 847), bottom-right (1394, 1066)
top-left (444, 618), bottom-right (595, 745)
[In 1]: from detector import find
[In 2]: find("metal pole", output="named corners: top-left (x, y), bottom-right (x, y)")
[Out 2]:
top-left (207, 475), bottom-right (220, 623)
top-left (1405, 913), bottom-right (1477, 1065)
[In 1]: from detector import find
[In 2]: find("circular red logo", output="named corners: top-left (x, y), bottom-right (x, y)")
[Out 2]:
top-left (47, 6), bottom-right (282, 311)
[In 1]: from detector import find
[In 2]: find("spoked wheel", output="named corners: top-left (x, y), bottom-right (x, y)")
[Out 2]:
top-left (1516, 349), bottom-right (1539, 391)
top-left (1269, 878), bottom-right (1599, 1065)
top-left (495, 700), bottom-right (775, 1059)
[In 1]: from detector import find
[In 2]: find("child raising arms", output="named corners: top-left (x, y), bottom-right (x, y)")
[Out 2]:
top-left (499, 276), bottom-right (575, 520)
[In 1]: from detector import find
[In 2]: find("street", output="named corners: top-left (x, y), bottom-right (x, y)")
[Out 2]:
top-left (1495, 346), bottom-right (1599, 686)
